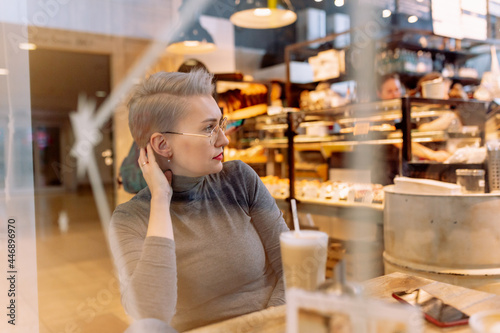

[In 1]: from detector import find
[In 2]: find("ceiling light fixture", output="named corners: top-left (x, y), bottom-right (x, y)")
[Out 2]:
top-left (334, 0), bottom-right (344, 7)
top-left (408, 15), bottom-right (418, 23)
top-left (382, 9), bottom-right (392, 18)
top-left (167, 20), bottom-right (216, 54)
top-left (167, 0), bottom-right (216, 55)
top-left (230, 0), bottom-right (297, 29)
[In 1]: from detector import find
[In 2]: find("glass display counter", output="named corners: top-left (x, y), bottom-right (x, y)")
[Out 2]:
top-left (238, 97), bottom-right (488, 198)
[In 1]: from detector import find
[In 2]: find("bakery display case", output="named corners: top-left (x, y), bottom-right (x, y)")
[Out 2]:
top-left (216, 76), bottom-right (271, 120)
top-left (236, 97), bottom-right (488, 197)
top-left (216, 78), bottom-right (273, 176)
top-left (399, 97), bottom-right (488, 184)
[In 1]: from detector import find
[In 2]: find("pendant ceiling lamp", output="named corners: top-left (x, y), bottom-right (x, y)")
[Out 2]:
top-left (230, 0), bottom-right (297, 29)
top-left (167, 20), bottom-right (216, 54)
top-left (167, 1), bottom-right (216, 54)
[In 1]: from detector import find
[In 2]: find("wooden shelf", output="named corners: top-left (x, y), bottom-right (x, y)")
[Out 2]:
top-left (226, 104), bottom-right (268, 121)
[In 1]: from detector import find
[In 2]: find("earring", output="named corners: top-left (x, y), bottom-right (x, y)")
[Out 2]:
top-left (168, 159), bottom-right (171, 163)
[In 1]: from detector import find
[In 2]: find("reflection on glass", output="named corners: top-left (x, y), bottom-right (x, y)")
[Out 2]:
top-left (0, 126), bottom-right (4, 189)
top-left (33, 126), bottom-right (62, 188)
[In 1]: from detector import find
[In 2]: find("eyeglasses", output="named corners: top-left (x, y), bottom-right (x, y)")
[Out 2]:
top-left (161, 117), bottom-right (227, 145)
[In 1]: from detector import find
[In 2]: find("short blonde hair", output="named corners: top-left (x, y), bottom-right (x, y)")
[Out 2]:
top-left (128, 69), bottom-right (214, 147)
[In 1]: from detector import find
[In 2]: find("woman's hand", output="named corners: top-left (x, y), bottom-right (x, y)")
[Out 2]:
top-left (139, 143), bottom-right (173, 201)
top-left (430, 150), bottom-right (451, 162)
top-left (139, 144), bottom-right (174, 239)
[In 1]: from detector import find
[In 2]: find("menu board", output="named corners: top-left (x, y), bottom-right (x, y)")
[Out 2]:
top-left (491, 0), bottom-right (500, 17)
top-left (432, 0), bottom-right (487, 40)
top-left (432, 0), bottom-right (463, 39)
top-left (398, 0), bottom-right (431, 20)
top-left (461, 0), bottom-right (487, 40)
top-left (461, 0), bottom-right (487, 15)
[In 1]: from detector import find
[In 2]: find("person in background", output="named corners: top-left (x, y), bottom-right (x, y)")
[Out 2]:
top-left (409, 72), bottom-right (464, 133)
top-left (410, 72), bottom-right (469, 162)
top-left (352, 74), bottom-right (404, 185)
top-left (377, 73), bottom-right (403, 100)
top-left (377, 73), bottom-right (453, 162)
top-left (109, 69), bottom-right (288, 332)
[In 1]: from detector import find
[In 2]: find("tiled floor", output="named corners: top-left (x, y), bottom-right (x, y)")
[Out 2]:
top-left (35, 187), bottom-right (130, 333)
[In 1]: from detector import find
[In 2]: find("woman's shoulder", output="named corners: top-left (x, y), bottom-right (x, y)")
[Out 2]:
top-left (217, 160), bottom-right (260, 185)
top-left (117, 187), bottom-right (151, 209)
top-left (221, 160), bottom-right (257, 177)
top-left (111, 188), bottom-right (151, 227)
top-left (214, 160), bottom-right (262, 195)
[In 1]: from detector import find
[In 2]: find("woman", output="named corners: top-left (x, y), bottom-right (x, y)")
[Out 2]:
top-left (109, 70), bottom-right (289, 332)
top-left (375, 73), bottom-right (454, 162)
top-left (377, 73), bottom-right (403, 100)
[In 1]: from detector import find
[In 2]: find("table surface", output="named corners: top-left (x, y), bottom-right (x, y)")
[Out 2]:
top-left (186, 272), bottom-right (500, 333)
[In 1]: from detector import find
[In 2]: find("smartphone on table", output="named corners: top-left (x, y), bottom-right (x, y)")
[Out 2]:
top-left (392, 289), bottom-right (469, 327)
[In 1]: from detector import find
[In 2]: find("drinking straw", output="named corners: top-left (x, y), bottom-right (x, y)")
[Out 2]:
top-left (290, 199), bottom-right (301, 232)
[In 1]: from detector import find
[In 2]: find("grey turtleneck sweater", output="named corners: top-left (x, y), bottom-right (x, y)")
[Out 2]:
top-left (109, 160), bottom-right (289, 332)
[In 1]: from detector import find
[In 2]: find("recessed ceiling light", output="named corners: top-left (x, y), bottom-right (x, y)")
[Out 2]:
top-left (408, 15), bottom-right (418, 23)
top-left (334, 0), bottom-right (344, 6)
top-left (0, 68), bottom-right (8, 75)
top-left (382, 10), bottom-right (392, 18)
top-left (18, 43), bottom-right (37, 50)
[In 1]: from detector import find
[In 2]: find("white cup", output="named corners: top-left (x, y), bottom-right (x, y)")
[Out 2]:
top-left (422, 78), bottom-right (448, 99)
top-left (280, 230), bottom-right (328, 291)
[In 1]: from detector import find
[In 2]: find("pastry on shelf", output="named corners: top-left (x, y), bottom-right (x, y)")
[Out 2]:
top-left (261, 176), bottom-right (385, 204)
top-left (370, 124), bottom-right (396, 132)
top-left (225, 145), bottom-right (267, 164)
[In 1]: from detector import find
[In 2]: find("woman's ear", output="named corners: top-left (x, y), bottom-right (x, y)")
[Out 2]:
top-left (149, 133), bottom-right (172, 158)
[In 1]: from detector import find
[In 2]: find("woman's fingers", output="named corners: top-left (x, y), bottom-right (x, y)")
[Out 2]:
top-left (138, 147), bottom-right (148, 167)
top-left (146, 143), bottom-right (157, 164)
